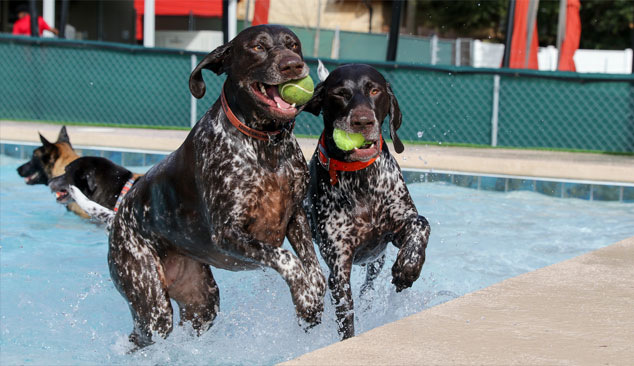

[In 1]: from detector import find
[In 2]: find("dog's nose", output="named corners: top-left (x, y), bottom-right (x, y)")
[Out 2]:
top-left (350, 109), bottom-right (376, 129)
top-left (279, 57), bottom-right (305, 78)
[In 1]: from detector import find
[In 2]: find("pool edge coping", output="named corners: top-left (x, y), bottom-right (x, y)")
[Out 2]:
top-left (2, 120), bottom-right (634, 185)
top-left (280, 235), bottom-right (634, 365)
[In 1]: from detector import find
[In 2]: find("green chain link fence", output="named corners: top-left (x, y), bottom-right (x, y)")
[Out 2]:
top-left (1, 35), bottom-right (633, 153)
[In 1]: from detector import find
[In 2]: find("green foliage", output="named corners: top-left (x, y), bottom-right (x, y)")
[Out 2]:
top-left (415, 0), bottom-right (509, 40)
top-left (577, 0), bottom-right (634, 50)
top-left (414, 0), bottom-right (634, 50)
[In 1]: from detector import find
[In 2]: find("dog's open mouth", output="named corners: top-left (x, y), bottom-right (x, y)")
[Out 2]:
top-left (55, 189), bottom-right (71, 203)
top-left (252, 82), bottom-right (298, 118)
top-left (349, 140), bottom-right (380, 161)
top-left (24, 171), bottom-right (40, 184)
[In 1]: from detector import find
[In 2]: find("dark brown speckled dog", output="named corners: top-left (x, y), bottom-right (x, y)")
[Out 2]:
top-left (105, 25), bottom-right (326, 349)
top-left (304, 64), bottom-right (430, 340)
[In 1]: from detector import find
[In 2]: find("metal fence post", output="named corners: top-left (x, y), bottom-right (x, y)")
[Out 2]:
top-left (430, 34), bottom-right (438, 65)
top-left (190, 54), bottom-right (198, 127)
top-left (29, 0), bottom-right (39, 37)
top-left (386, 0), bottom-right (403, 62)
top-left (313, 0), bottom-right (321, 57)
top-left (455, 38), bottom-right (461, 66)
top-left (490, 75), bottom-right (501, 146)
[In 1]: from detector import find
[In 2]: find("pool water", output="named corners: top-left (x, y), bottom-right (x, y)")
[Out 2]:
top-left (1, 154), bottom-right (633, 365)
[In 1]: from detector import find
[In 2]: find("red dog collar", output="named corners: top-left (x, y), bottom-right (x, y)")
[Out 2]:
top-left (114, 177), bottom-right (137, 213)
top-left (220, 84), bottom-right (295, 143)
top-left (317, 133), bottom-right (383, 185)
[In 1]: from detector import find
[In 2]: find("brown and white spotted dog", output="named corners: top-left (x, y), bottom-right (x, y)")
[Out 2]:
top-left (16, 126), bottom-right (88, 218)
top-left (304, 64), bottom-right (430, 340)
top-left (105, 25), bottom-right (326, 349)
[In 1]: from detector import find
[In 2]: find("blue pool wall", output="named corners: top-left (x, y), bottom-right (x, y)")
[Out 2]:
top-left (2, 141), bottom-right (633, 203)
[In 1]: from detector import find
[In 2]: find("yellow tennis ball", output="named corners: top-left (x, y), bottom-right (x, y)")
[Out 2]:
top-left (333, 128), bottom-right (365, 151)
top-left (278, 75), bottom-right (314, 106)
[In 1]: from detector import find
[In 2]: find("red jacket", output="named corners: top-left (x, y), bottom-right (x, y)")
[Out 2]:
top-left (12, 15), bottom-right (53, 36)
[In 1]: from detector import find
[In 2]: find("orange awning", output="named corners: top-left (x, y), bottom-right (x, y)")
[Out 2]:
top-left (251, 0), bottom-right (270, 26)
top-left (509, 0), bottom-right (539, 69)
top-left (133, 0), bottom-right (222, 17)
top-left (134, 0), bottom-right (223, 40)
top-left (557, 0), bottom-right (581, 72)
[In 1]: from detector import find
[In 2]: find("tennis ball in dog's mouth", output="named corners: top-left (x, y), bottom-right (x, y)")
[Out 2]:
top-left (278, 75), bottom-right (314, 106)
top-left (333, 128), bottom-right (366, 151)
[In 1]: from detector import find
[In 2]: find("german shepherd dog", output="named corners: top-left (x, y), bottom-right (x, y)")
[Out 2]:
top-left (16, 126), bottom-right (88, 218)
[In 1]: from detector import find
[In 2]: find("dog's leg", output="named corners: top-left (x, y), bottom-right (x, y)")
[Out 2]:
top-left (391, 215), bottom-right (431, 292)
top-left (359, 254), bottom-right (385, 298)
top-left (108, 224), bottom-right (174, 349)
top-left (65, 201), bottom-right (91, 219)
top-left (219, 227), bottom-right (324, 327)
top-left (326, 251), bottom-right (355, 340)
top-left (286, 207), bottom-right (327, 301)
top-left (162, 252), bottom-right (220, 335)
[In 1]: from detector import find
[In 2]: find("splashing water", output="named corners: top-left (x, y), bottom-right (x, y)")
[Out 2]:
top-left (1, 154), bottom-right (633, 365)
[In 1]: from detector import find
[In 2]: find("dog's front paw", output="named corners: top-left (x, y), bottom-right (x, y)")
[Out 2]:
top-left (296, 299), bottom-right (323, 331)
top-left (391, 254), bottom-right (424, 292)
top-left (293, 281), bottom-right (324, 330)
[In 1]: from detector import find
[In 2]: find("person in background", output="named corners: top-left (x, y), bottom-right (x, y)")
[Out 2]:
top-left (12, 4), bottom-right (59, 37)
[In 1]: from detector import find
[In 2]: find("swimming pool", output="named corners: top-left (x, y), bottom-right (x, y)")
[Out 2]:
top-left (1, 152), bottom-right (633, 365)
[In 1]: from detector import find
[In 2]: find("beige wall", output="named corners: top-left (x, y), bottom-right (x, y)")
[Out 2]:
top-left (238, 0), bottom-right (388, 33)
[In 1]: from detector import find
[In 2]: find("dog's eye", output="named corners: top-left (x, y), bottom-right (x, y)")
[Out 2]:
top-left (334, 90), bottom-right (351, 100)
top-left (291, 43), bottom-right (298, 50)
top-left (370, 88), bottom-right (380, 96)
top-left (252, 44), bottom-right (264, 52)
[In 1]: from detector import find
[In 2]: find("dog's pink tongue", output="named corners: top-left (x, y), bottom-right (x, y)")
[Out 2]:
top-left (274, 95), bottom-right (291, 109)
top-left (266, 85), bottom-right (292, 109)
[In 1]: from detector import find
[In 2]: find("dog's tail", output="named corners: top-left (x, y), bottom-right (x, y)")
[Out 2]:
top-left (68, 185), bottom-right (115, 229)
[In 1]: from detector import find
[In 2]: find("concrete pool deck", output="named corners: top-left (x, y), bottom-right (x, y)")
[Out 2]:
top-left (1, 120), bottom-right (633, 184)
top-left (2, 120), bottom-right (634, 364)
top-left (282, 236), bottom-right (634, 366)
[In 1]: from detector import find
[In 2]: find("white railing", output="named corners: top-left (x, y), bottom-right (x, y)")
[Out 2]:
top-left (472, 39), bottom-right (633, 74)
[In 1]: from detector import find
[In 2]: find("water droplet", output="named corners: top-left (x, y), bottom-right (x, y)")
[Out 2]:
top-left (417, 131), bottom-right (423, 138)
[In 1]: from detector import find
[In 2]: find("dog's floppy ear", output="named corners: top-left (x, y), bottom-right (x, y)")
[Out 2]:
top-left (317, 60), bottom-right (330, 82)
top-left (189, 42), bottom-right (232, 99)
top-left (386, 83), bottom-right (404, 154)
top-left (39, 133), bottom-right (53, 147)
top-left (86, 170), bottom-right (98, 194)
top-left (302, 82), bottom-right (325, 116)
top-left (56, 126), bottom-right (71, 147)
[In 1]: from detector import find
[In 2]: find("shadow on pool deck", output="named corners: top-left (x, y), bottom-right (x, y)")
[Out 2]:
top-left (3, 120), bottom-right (634, 364)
